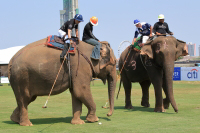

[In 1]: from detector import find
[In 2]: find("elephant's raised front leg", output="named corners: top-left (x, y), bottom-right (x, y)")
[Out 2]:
top-left (72, 80), bottom-right (99, 123)
top-left (139, 80), bottom-right (151, 107)
top-left (122, 72), bottom-right (133, 109)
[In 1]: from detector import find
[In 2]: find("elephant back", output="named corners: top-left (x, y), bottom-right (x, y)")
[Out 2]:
top-left (8, 38), bottom-right (65, 81)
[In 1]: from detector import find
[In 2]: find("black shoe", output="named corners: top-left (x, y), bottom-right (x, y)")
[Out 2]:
top-left (60, 55), bottom-right (68, 60)
top-left (91, 57), bottom-right (99, 60)
top-left (60, 55), bottom-right (64, 59)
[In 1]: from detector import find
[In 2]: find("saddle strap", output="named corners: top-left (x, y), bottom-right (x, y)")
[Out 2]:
top-left (76, 47), bottom-right (96, 77)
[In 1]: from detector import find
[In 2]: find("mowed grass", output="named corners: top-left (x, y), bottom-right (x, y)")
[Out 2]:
top-left (0, 81), bottom-right (200, 133)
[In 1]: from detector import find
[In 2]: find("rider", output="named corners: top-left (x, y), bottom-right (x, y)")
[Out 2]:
top-left (82, 16), bottom-right (101, 60)
top-left (132, 19), bottom-right (153, 49)
top-left (153, 14), bottom-right (173, 36)
top-left (58, 14), bottom-right (84, 59)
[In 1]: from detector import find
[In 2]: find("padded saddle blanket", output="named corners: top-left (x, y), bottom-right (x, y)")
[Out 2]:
top-left (46, 35), bottom-right (65, 50)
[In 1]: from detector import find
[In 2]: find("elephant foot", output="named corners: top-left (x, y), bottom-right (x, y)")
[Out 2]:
top-left (86, 114), bottom-right (99, 122)
top-left (10, 107), bottom-right (20, 124)
top-left (10, 113), bottom-right (20, 124)
top-left (163, 98), bottom-right (170, 109)
top-left (107, 110), bottom-right (113, 116)
top-left (154, 106), bottom-right (166, 112)
top-left (125, 104), bottom-right (134, 109)
top-left (141, 101), bottom-right (150, 108)
top-left (20, 120), bottom-right (33, 126)
top-left (71, 118), bottom-right (85, 125)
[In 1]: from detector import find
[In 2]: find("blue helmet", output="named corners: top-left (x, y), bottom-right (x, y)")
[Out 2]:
top-left (134, 19), bottom-right (140, 25)
top-left (74, 14), bottom-right (84, 22)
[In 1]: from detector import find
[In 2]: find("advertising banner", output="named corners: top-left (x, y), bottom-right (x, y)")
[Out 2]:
top-left (173, 67), bottom-right (181, 81)
top-left (181, 67), bottom-right (200, 81)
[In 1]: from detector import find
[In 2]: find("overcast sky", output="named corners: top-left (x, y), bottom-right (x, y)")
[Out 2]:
top-left (0, 0), bottom-right (199, 57)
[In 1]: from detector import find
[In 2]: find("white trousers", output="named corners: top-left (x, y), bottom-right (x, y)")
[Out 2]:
top-left (58, 29), bottom-right (70, 43)
top-left (142, 36), bottom-right (149, 43)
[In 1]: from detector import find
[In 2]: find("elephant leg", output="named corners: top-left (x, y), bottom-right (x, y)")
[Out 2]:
top-left (84, 90), bottom-right (99, 122)
top-left (10, 106), bottom-right (20, 124)
top-left (147, 68), bottom-right (165, 112)
top-left (153, 81), bottom-right (165, 112)
top-left (72, 82), bottom-right (99, 123)
top-left (122, 72), bottom-right (133, 109)
top-left (139, 80), bottom-right (151, 107)
top-left (11, 84), bottom-right (34, 126)
top-left (70, 89), bottom-right (85, 124)
top-left (10, 95), bottom-right (37, 125)
top-left (19, 94), bottom-right (35, 126)
top-left (162, 72), bottom-right (170, 109)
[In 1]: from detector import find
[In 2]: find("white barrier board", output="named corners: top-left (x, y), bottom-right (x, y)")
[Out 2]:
top-left (0, 77), bottom-right (9, 83)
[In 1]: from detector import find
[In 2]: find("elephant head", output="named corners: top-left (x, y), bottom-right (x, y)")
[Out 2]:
top-left (97, 41), bottom-right (117, 116)
top-left (140, 36), bottom-right (188, 112)
top-left (140, 36), bottom-right (188, 60)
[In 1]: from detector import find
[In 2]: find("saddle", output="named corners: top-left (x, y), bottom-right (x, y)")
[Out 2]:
top-left (46, 35), bottom-right (79, 54)
top-left (46, 35), bottom-right (65, 50)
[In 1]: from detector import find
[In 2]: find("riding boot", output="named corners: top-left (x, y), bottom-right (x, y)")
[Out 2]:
top-left (60, 43), bottom-right (69, 59)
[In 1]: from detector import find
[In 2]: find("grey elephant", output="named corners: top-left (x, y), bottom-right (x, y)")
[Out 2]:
top-left (119, 36), bottom-right (188, 112)
top-left (8, 38), bottom-right (117, 126)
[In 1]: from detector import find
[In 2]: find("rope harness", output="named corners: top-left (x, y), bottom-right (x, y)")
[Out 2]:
top-left (76, 47), bottom-right (96, 77)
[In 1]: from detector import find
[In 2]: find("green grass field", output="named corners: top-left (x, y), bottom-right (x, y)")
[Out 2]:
top-left (0, 81), bottom-right (200, 133)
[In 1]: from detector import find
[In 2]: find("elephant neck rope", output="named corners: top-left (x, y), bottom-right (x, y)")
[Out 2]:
top-left (140, 54), bottom-right (147, 71)
top-left (140, 54), bottom-right (162, 70)
top-left (76, 47), bottom-right (97, 77)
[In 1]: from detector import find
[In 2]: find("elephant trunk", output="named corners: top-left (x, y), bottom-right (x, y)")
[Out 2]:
top-left (107, 67), bottom-right (117, 116)
top-left (163, 63), bottom-right (178, 112)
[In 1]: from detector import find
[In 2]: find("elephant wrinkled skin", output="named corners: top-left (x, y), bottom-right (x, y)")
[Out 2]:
top-left (8, 38), bottom-right (117, 126)
top-left (119, 36), bottom-right (188, 112)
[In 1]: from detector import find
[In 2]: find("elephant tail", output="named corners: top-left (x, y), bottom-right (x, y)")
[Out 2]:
top-left (8, 59), bottom-right (13, 80)
top-left (116, 77), bottom-right (122, 99)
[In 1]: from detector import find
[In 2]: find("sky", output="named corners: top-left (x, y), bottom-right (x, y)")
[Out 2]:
top-left (0, 0), bottom-right (200, 58)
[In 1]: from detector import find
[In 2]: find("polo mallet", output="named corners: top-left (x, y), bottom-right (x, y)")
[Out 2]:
top-left (116, 78), bottom-right (122, 99)
top-left (116, 48), bottom-right (132, 99)
top-left (42, 51), bottom-right (68, 108)
top-left (68, 51), bottom-right (71, 88)
top-left (119, 49), bottom-right (132, 75)
top-left (102, 100), bottom-right (109, 109)
top-left (156, 33), bottom-right (173, 36)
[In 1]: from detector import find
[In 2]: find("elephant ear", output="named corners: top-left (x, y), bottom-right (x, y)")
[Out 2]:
top-left (99, 43), bottom-right (116, 69)
top-left (100, 41), bottom-right (111, 47)
top-left (175, 39), bottom-right (188, 60)
top-left (140, 40), bottom-right (154, 59)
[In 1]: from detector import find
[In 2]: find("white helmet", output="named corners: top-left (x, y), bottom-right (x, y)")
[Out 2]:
top-left (158, 14), bottom-right (164, 19)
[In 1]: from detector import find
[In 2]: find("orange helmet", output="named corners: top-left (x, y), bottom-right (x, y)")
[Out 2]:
top-left (90, 16), bottom-right (98, 26)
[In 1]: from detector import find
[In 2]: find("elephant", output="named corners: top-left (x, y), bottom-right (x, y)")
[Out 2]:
top-left (8, 38), bottom-right (117, 126)
top-left (119, 36), bottom-right (188, 112)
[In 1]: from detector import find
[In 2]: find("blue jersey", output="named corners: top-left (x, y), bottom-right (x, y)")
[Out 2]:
top-left (134, 22), bottom-right (151, 38)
